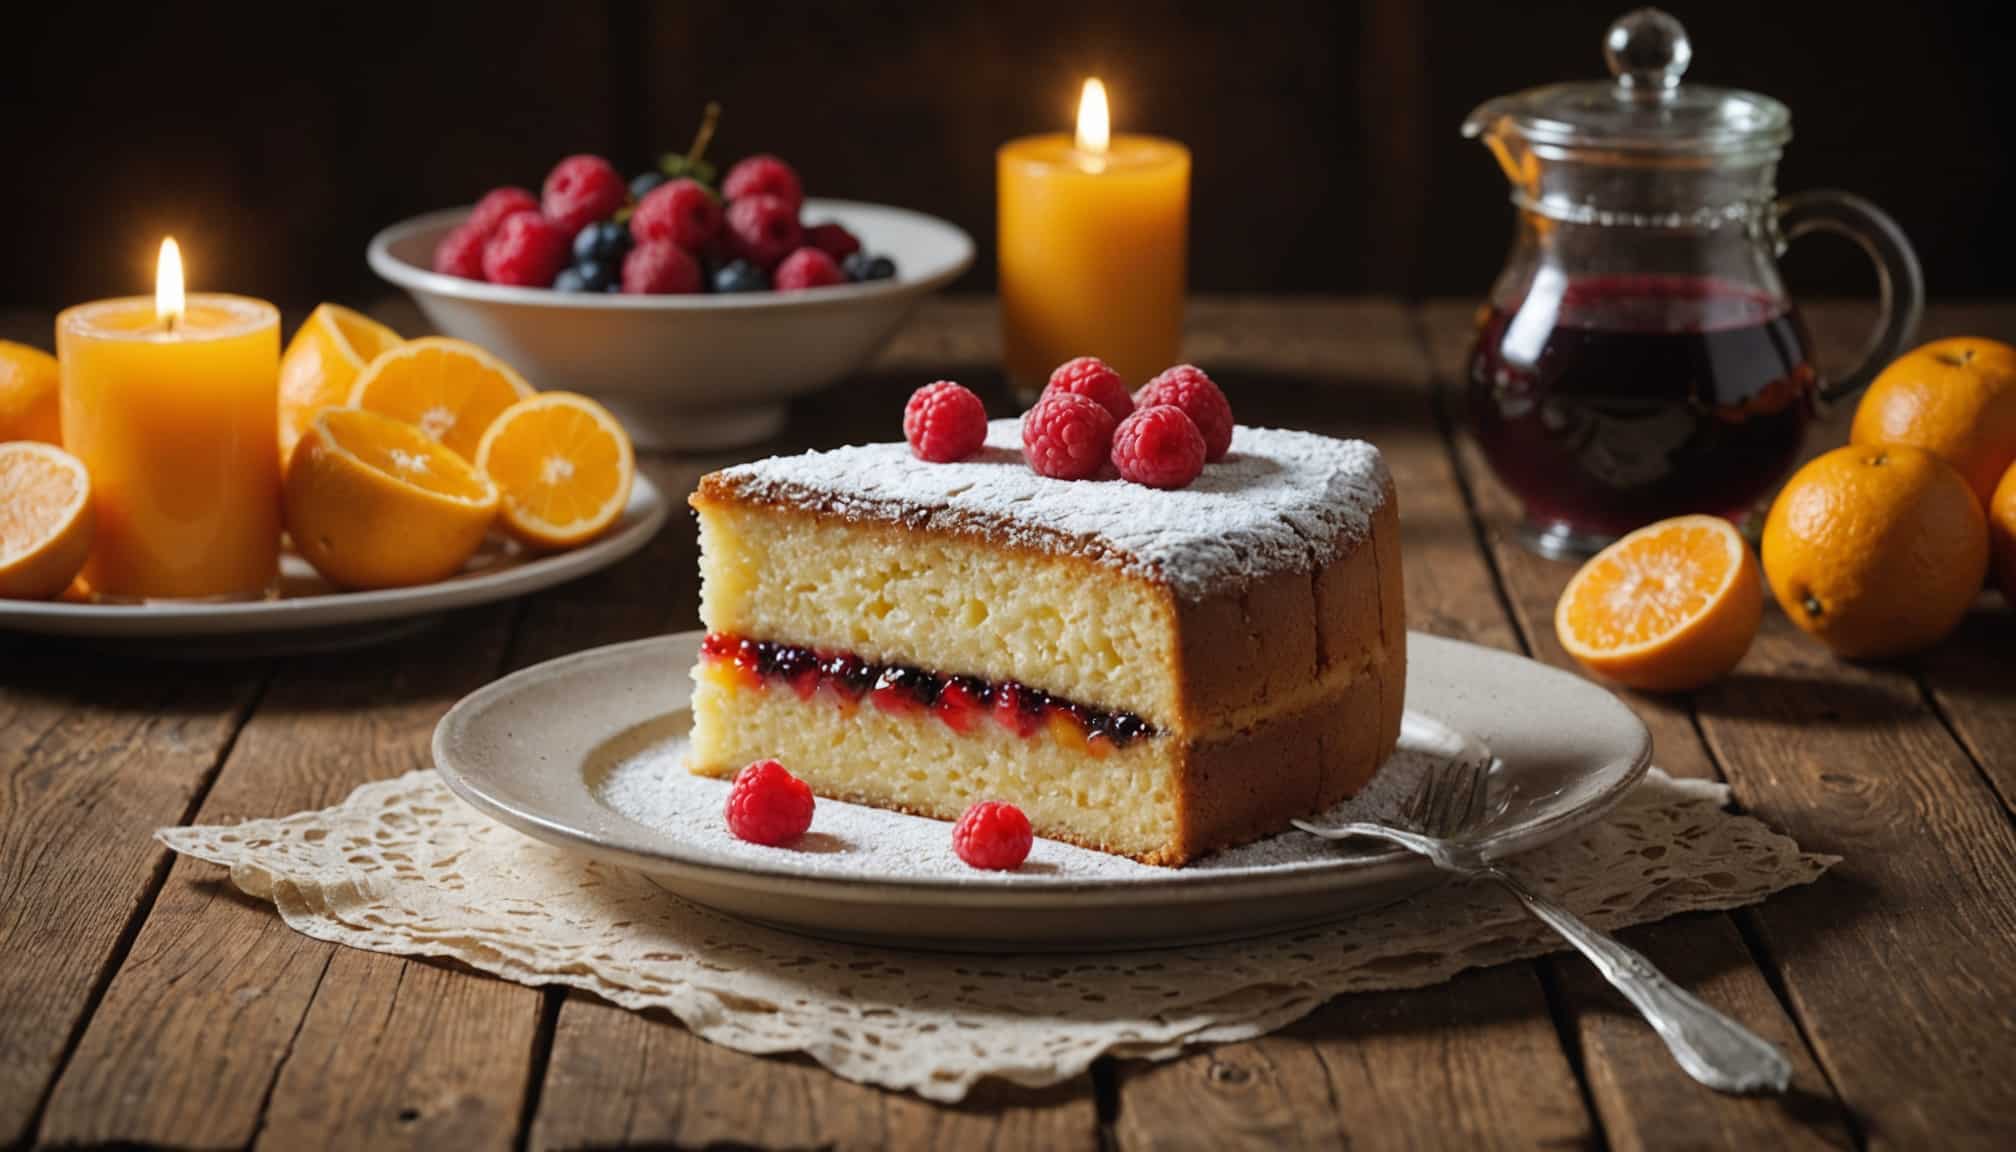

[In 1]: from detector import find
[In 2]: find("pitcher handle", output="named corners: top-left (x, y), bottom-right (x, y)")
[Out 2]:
top-left (1776, 190), bottom-right (1923, 407)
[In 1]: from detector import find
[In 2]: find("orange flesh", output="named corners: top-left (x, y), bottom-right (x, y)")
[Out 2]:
top-left (482, 402), bottom-right (626, 528)
top-left (349, 338), bottom-right (529, 461)
top-left (316, 408), bottom-right (493, 503)
top-left (1560, 519), bottom-right (1737, 652)
top-left (0, 449), bottom-right (85, 561)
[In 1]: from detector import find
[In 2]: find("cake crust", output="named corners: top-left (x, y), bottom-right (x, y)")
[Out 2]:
top-left (698, 420), bottom-right (1392, 602)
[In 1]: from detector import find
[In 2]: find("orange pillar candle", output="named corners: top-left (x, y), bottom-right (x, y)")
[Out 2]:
top-left (56, 239), bottom-right (281, 599)
top-left (998, 79), bottom-right (1190, 400)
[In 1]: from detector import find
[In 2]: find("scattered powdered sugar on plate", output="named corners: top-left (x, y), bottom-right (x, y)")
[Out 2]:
top-left (592, 712), bottom-right (1460, 885)
top-left (706, 420), bottom-right (1391, 600)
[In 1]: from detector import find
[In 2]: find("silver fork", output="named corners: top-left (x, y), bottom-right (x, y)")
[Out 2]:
top-left (1294, 745), bottom-right (1793, 1096)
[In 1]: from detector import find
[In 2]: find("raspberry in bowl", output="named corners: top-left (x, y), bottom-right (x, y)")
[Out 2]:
top-left (369, 149), bottom-right (973, 450)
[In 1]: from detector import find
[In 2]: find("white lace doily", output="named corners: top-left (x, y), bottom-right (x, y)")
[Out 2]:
top-left (160, 767), bottom-right (1831, 1102)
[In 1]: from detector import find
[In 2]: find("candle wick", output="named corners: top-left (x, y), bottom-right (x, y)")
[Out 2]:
top-left (163, 311), bottom-right (177, 334)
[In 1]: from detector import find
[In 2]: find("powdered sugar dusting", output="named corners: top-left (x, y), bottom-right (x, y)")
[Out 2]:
top-left (709, 420), bottom-right (1390, 600)
top-left (593, 711), bottom-right (1451, 884)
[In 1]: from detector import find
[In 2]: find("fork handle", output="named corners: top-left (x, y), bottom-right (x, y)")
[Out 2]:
top-left (1488, 868), bottom-right (1793, 1095)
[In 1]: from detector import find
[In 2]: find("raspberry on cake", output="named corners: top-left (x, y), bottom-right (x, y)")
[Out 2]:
top-left (1045, 356), bottom-right (1135, 422)
top-left (688, 419), bottom-right (1405, 865)
top-left (1022, 392), bottom-right (1117, 480)
top-left (1137, 364), bottom-right (1234, 461)
top-left (1112, 404), bottom-right (1206, 489)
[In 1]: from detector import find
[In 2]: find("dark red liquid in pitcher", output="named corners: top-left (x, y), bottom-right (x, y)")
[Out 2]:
top-left (1468, 275), bottom-right (1818, 540)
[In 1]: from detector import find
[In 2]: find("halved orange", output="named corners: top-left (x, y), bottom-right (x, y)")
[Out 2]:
top-left (0, 442), bottom-right (94, 600)
top-left (475, 392), bottom-right (634, 548)
top-left (348, 337), bottom-right (533, 462)
top-left (283, 407), bottom-right (499, 590)
top-left (1555, 514), bottom-right (1762, 692)
top-left (278, 304), bottom-right (403, 464)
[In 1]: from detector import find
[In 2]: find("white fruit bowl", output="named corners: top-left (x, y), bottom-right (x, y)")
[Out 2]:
top-left (367, 199), bottom-right (974, 450)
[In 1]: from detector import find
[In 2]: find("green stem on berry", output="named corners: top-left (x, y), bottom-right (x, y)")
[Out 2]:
top-left (687, 101), bottom-right (721, 167)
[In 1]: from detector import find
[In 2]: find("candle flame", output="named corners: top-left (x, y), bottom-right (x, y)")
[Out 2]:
top-left (1075, 78), bottom-right (1110, 154)
top-left (156, 238), bottom-right (185, 328)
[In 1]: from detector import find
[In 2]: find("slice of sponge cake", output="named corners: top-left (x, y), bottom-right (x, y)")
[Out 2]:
top-left (689, 420), bottom-right (1404, 865)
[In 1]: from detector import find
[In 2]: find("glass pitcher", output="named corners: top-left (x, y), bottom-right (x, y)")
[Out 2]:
top-left (1462, 8), bottom-right (1923, 558)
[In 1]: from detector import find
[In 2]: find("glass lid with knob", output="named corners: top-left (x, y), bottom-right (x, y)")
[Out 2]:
top-left (1464, 8), bottom-right (1791, 163)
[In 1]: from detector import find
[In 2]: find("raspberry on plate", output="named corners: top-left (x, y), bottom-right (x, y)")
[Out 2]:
top-left (481, 211), bottom-right (571, 287)
top-left (804, 221), bottom-right (862, 261)
top-left (1021, 392), bottom-right (1117, 480)
top-left (467, 186), bottom-right (539, 238)
top-left (432, 222), bottom-right (489, 279)
top-left (904, 380), bottom-right (988, 462)
top-left (1135, 364), bottom-right (1234, 461)
top-left (630, 178), bottom-right (721, 251)
top-left (620, 240), bottom-right (702, 294)
top-left (725, 195), bottom-right (803, 270)
top-left (1111, 404), bottom-right (1207, 489)
top-left (1043, 356), bottom-right (1133, 422)
top-left (722, 153), bottom-right (804, 211)
top-left (541, 154), bottom-right (626, 235)
top-left (952, 801), bottom-right (1033, 871)
top-left (724, 759), bottom-right (815, 847)
top-left (773, 247), bottom-right (846, 292)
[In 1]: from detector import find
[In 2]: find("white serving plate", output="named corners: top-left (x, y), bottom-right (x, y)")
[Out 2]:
top-left (432, 630), bottom-right (1653, 951)
top-left (0, 474), bottom-right (665, 644)
top-left (368, 199), bottom-right (975, 451)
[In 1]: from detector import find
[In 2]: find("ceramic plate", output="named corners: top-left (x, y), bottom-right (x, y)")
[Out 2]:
top-left (432, 630), bottom-right (1652, 951)
top-left (0, 474), bottom-right (666, 642)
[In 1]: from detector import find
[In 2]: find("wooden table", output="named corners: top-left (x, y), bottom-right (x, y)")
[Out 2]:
top-left (4, 297), bottom-right (2013, 1151)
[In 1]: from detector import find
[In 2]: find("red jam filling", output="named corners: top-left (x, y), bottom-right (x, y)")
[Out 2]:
top-left (700, 632), bottom-right (1155, 752)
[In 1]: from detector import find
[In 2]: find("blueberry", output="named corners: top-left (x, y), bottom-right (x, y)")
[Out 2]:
top-left (629, 171), bottom-right (667, 201)
top-left (553, 266), bottom-right (592, 293)
top-left (573, 220), bottom-right (630, 265)
top-left (712, 258), bottom-right (770, 294)
top-left (574, 258), bottom-right (616, 292)
top-left (843, 252), bottom-right (898, 282)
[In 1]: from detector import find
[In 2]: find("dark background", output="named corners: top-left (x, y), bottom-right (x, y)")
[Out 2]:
top-left (2, 0), bottom-right (2010, 308)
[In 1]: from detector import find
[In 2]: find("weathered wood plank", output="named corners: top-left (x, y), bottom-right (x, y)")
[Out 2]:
top-left (1114, 299), bottom-right (1594, 1150)
top-left (1921, 608), bottom-right (2016, 815)
top-left (36, 610), bottom-right (525, 1148)
top-left (1698, 613), bottom-right (2016, 1149)
top-left (0, 657), bottom-right (260, 1145)
top-left (1115, 967), bottom-right (1588, 1152)
top-left (1421, 298), bottom-right (2014, 1150)
top-left (530, 993), bottom-right (1098, 1152)
top-left (250, 951), bottom-right (542, 1152)
top-left (1564, 916), bottom-right (1854, 1152)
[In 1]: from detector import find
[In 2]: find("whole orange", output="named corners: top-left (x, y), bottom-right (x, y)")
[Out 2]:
top-left (0, 340), bottom-right (62, 445)
top-left (1850, 336), bottom-right (2016, 507)
top-left (1991, 460), bottom-right (2016, 604)
top-left (1761, 444), bottom-right (1987, 659)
